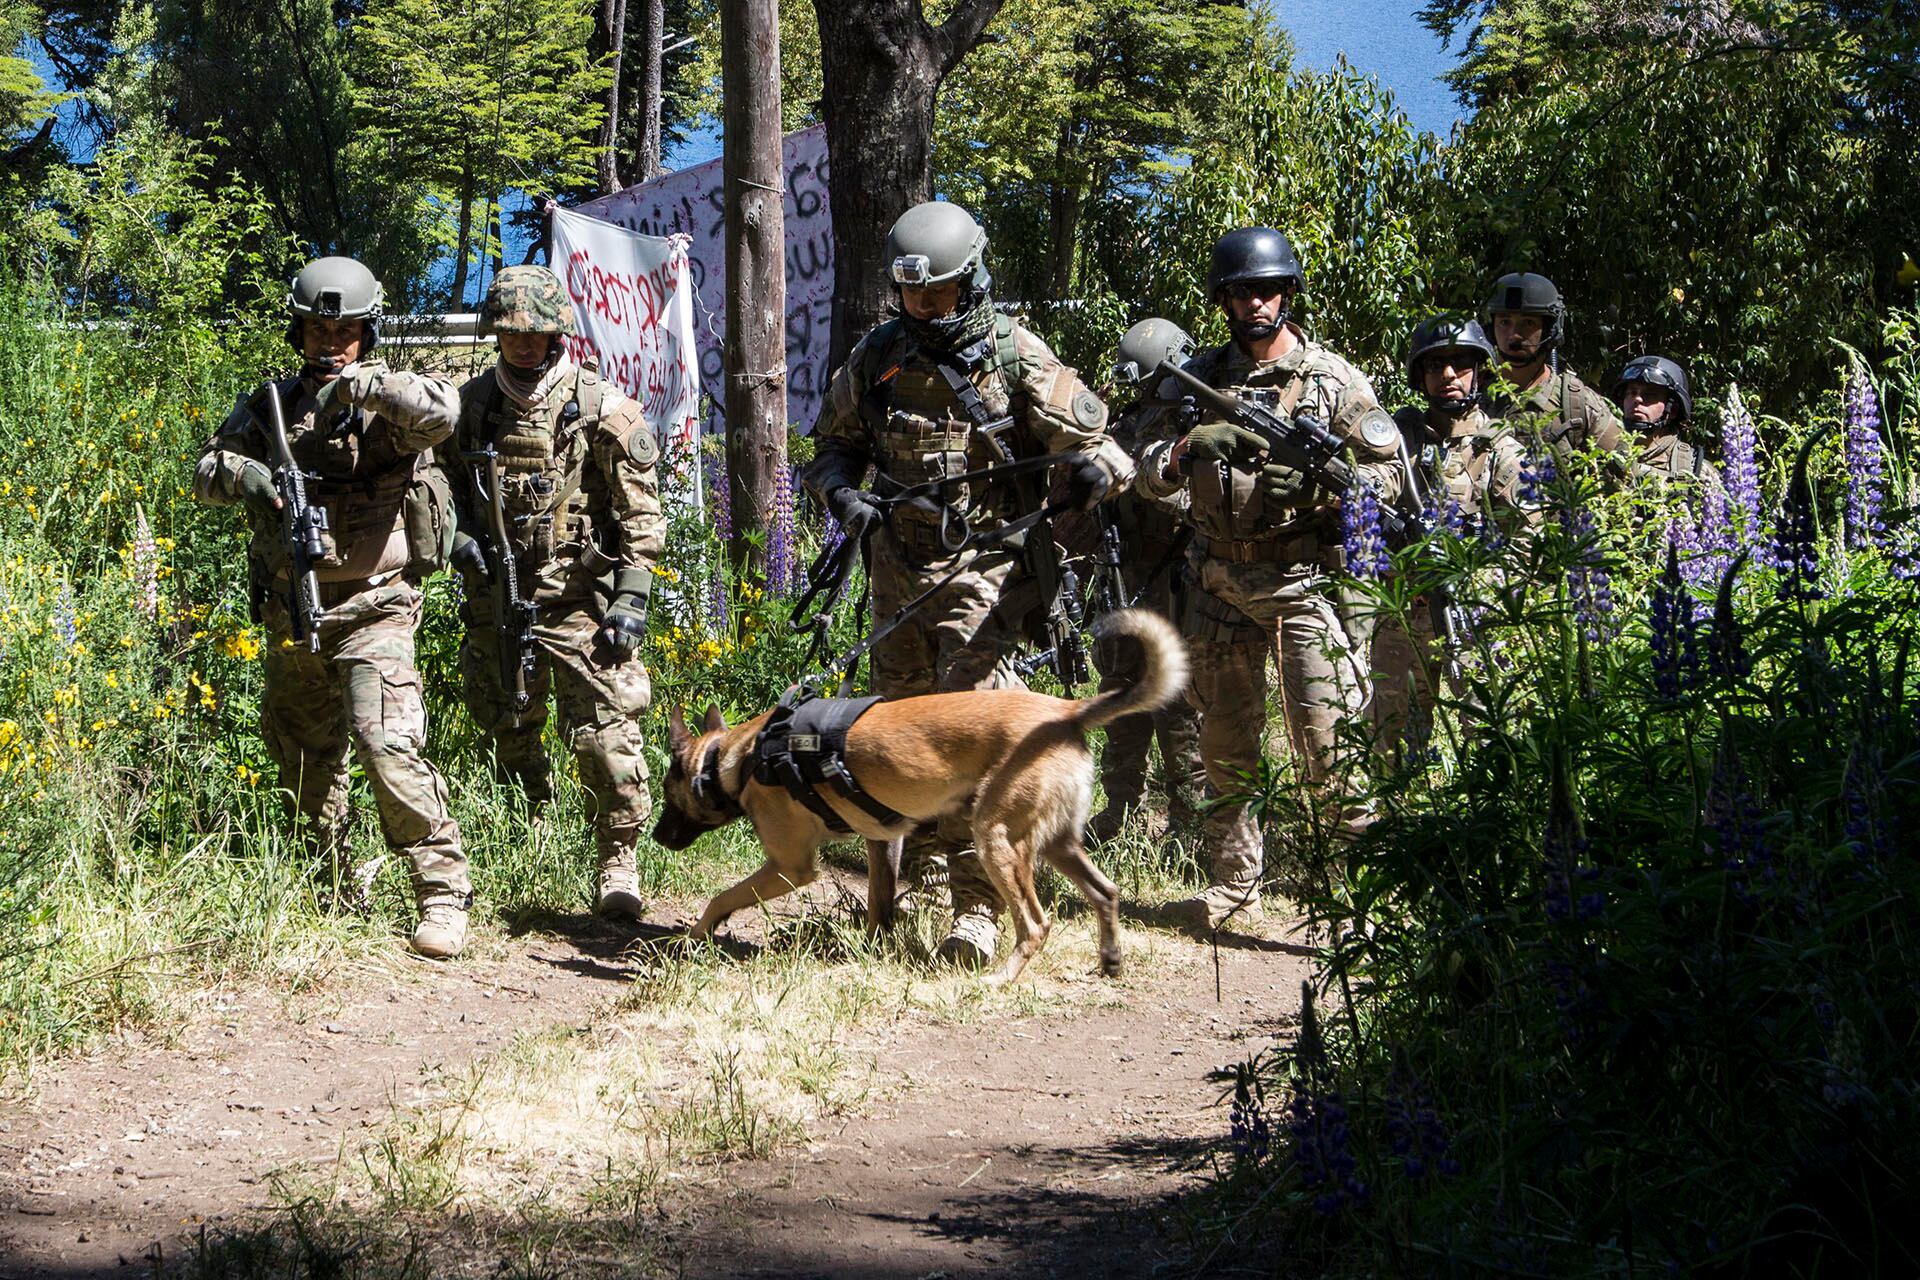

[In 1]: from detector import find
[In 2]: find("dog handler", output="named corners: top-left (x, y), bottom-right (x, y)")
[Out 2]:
top-left (802, 200), bottom-right (1134, 968)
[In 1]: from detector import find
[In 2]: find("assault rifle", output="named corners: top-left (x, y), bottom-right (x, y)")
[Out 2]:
top-left (262, 382), bottom-right (329, 651)
top-left (1155, 360), bottom-right (1474, 662)
top-left (464, 444), bottom-right (539, 712)
top-left (974, 420), bottom-right (1089, 688)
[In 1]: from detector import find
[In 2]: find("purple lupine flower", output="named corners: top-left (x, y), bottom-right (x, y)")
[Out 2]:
top-left (1651, 535), bottom-right (1697, 699)
top-left (1842, 365), bottom-right (1888, 551)
top-left (1342, 487), bottom-right (1391, 578)
top-left (1519, 451), bottom-right (1557, 506)
top-left (1764, 424), bottom-right (1829, 601)
top-left (53, 582), bottom-right (77, 648)
top-left (1707, 549), bottom-right (1752, 680)
top-left (132, 506), bottom-right (160, 621)
top-left (1543, 823), bottom-right (1603, 924)
top-left (1562, 508), bottom-right (1616, 643)
top-left (1385, 1075), bottom-right (1460, 1181)
top-left (767, 464), bottom-right (797, 597)
top-left (1721, 384), bottom-right (1763, 543)
top-left (1229, 1065), bottom-right (1271, 1162)
top-left (707, 447), bottom-right (732, 542)
top-left (1284, 1082), bottom-right (1369, 1215)
top-left (1675, 483), bottom-right (1736, 602)
top-left (706, 570), bottom-right (729, 634)
top-left (1706, 749), bottom-right (1773, 902)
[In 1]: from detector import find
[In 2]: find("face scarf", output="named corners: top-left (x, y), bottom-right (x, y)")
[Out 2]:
top-left (495, 353), bottom-right (574, 409)
top-left (903, 293), bottom-right (997, 355)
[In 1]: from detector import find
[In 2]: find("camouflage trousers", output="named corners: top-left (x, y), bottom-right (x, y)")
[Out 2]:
top-left (1369, 605), bottom-right (1440, 768)
top-left (259, 579), bottom-right (468, 902)
top-left (1187, 553), bottom-right (1373, 893)
top-left (458, 589), bottom-right (652, 862)
top-left (868, 532), bottom-right (1027, 923)
top-left (1095, 558), bottom-right (1206, 824)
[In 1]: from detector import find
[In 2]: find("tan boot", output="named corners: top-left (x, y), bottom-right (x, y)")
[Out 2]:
top-left (595, 850), bottom-right (646, 922)
top-left (411, 895), bottom-right (470, 959)
top-left (1166, 882), bottom-right (1265, 935)
top-left (937, 908), bottom-right (998, 969)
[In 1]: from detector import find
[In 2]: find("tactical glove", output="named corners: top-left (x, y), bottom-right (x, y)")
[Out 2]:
top-left (236, 460), bottom-right (282, 518)
top-left (1182, 422), bottom-right (1269, 467)
top-left (598, 567), bottom-right (652, 662)
top-left (1062, 454), bottom-right (1112, 511)
top-left (826, 486), bottom-right (884, 537)
top-left (1257, 461), bottom-right (1308, 507)
top-left (450, 532), bottom-right (491, 583)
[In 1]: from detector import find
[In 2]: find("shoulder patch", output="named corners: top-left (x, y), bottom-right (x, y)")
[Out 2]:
top-left (1359, 409), bottom-right (1401, 451)
top-left (627, 425), bottom-right (660, 467)
top-left (1072, 389), bottom-right (1106, 430)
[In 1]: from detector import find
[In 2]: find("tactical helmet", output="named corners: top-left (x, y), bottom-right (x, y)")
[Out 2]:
top-left (1613, 354), bottom-right (1693, 425)
top-left (1405, 313), bottom-right (1496, 395)
top-left (1206, 227), bottom-right (1304, 298)
top-left (1484, 271), bottom-right (1564, 351)
top-left (285, 255), bottom-right (384, 353)
top-left (884, 201), bottom-right (990, 292)
top-left (478, 265), bottom-right (576, 337)
top-left (1112, 318), bottom-right (1194, 386)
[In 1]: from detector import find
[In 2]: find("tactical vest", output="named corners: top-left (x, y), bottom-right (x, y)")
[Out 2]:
top-left (458, 366), bottom-right (613, 574)
top-left (857, 315), bottom-right (1030, 549)
top-left (260, 378), bottom-right (441, 583)
top-left (1184, 345), bottom-right (1314, 544)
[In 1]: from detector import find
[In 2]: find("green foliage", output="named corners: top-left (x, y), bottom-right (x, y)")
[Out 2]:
top-left (1201, 330), bottom-right (1920, 1273)
top-left (350, 0), bottom-right (611, 306)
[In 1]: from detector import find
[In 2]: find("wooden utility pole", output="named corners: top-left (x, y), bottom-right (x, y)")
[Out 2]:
top-left (721, 0), bottom-right (786, 578)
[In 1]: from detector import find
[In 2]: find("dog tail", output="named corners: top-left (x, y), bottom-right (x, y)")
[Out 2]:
top-left (1072, 608), bottom-right (1189, 732)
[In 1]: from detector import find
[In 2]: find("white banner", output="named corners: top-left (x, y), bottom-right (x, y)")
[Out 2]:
top-left (573, 124), bottom-right (834, 435)
top-left (550, 206), bottom-right (703, 468)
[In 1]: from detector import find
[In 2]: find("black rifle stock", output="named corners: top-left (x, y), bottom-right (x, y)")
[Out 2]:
top-left (262, 382), bottom-right (329, 651)
top-left (465, 445), bottom-right (539, 712)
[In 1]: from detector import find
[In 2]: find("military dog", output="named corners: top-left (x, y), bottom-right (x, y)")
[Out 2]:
top-left (653, 609), bottom-right (1188, 984)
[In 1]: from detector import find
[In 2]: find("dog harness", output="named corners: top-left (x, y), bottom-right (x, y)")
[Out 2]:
top-left (752, 688), bottom-right (907, 835)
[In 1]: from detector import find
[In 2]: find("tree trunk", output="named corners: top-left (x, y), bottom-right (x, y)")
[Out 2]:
top-left (631, 0), bottom-right (665, 184)
top-left (722, 0), bottom-right (787, 580)
top-left (594, 0), bottom-right (629, 195)
top-left (812, 0), bottom-right (1009, 369)
top-left (450, 159), bottom-right (475, 308)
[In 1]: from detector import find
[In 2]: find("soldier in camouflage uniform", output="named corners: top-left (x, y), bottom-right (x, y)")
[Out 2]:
top-left (1371, 314), bottom-right (1534, 759)
top-left (446, 266), bottom-right (665, 921)
top-left (1134, 228), bottom-right (1406, 932)
top-left (1484, 272), bottom-right (1629, 471)
top-left (1086, 320), bottom-right (1208, 842)
top-left (194, 256), bottom-right (472, 959)
top-left (1615, 355), bottom-right (1725, 497)
top-left (802, 201), bottom-right (1134, 967)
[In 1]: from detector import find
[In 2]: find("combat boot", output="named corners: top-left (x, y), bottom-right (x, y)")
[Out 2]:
top-left (411, 892), bottom-right (471, 959)
top-left (937, 908), bottom-right (998, 969)
top-left (1086, 802), bottom-right (1133, 844)
top-left (595, 846), bottom-right (646, 921)
top-left (1166, 881), bottom-right (1265, 935)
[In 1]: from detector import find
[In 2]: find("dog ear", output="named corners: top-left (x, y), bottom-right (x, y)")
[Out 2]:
top-left (702, 703), bottom-right (726, 735)
top-left (668, 705), bottom-right (690, 753)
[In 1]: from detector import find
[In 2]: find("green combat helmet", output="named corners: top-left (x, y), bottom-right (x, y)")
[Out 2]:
top-left (479, 265), bottom-right (576, 336)
top-left (1111, 317), bottom-right (1194, 386)
top-left (285, 255), bottom-right (385, 352)
top-left (884, 201), bottom-right (990, 292)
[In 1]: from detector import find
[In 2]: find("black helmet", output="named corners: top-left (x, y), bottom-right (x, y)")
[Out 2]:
top-left (1405, 313), bottom-right (1496, 397)
top-left (1206, 227), bottom-right (1304, 298)
top-left (1614, 354), bottom-right (1693, 425)
top-left (1484, 271), bottom-right (1564, 354)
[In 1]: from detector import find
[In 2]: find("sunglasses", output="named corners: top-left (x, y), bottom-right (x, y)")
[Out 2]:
top-left (1222, 279), bottom-right (1291, 302)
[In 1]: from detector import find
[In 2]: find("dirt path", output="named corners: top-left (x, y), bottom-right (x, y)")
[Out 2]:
top-left (0, 900), bottom-right (1308, 1279)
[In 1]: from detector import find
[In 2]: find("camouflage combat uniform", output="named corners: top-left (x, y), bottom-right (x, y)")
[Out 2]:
top-left (1634, 430), bottom-right (1726, 496)
top-left (1370, 403), bottom-right (1532, 758)
top-left (1493, 367), bottom-right (1629, 470)
top-left (194, 363), bottom-right (469, 912)
top-left (804, 310), bottom-right (1133, 952)
top-left (1135, 325), bottom-right (1403, 919)
top-left (447, 357), bottom-right (664, 897)
top-left (1088, 384), bottom-right (1207, 838)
